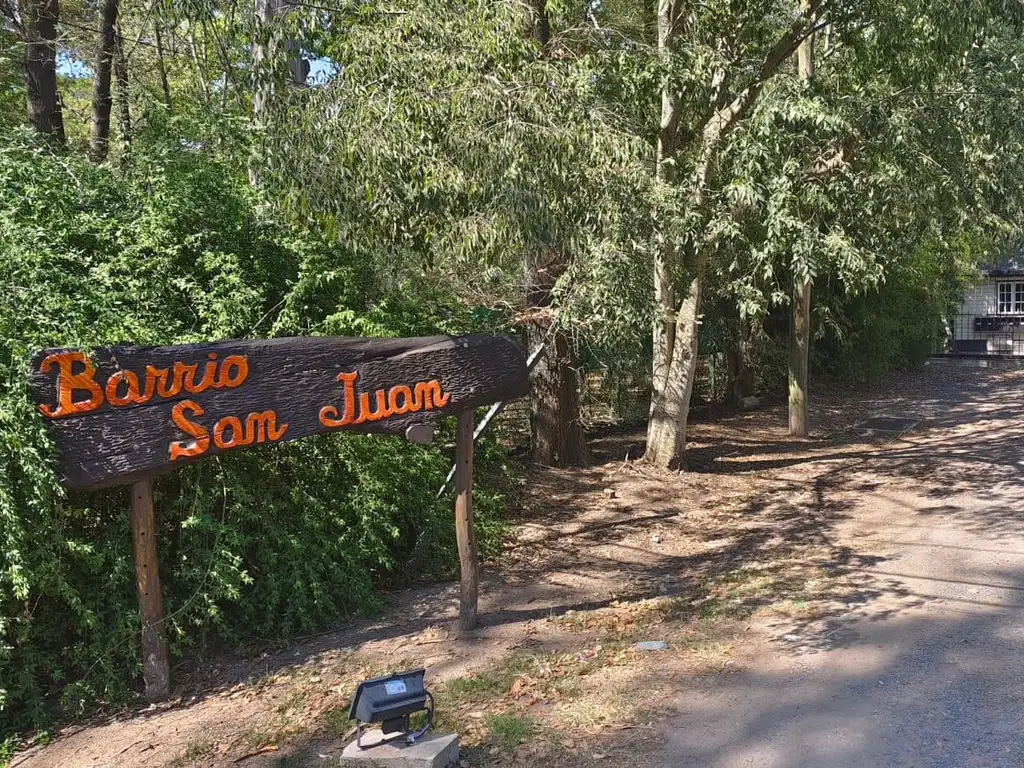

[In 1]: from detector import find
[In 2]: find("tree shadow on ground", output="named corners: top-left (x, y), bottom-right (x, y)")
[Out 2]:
top-left (23, 362), bottom-right (1018, 767)
top-left (656, 562), bottom-right (1024, 767)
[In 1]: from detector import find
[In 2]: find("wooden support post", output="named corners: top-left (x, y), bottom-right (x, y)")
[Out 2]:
top-left (129, 479), bottom-right (170, 701)
top-left (454, 410), bottom-right (478, 632)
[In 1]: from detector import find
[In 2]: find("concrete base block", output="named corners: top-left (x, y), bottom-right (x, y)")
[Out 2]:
top-left (339, 732), bottom-right (459, 768)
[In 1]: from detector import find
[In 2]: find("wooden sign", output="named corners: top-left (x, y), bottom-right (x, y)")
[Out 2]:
top-left (30, 334), bottom-right (528, 490)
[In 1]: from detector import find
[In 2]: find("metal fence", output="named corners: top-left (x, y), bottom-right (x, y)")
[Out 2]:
top-left (935, 312), bottom-right (1024, 358)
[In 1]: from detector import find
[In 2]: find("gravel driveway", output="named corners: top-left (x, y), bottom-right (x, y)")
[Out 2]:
top-left (656, 360), bottom-right (1024, 767)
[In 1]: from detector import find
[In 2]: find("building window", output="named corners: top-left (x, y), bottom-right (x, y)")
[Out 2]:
top-left (996, 282), bottom-right (1024, 313)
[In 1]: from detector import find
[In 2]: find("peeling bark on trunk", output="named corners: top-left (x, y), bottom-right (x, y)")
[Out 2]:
top-left (789, 279), bottom-right (811, 436)
top-left (526, 262), bottom-right (590, 467)
top-left (90, 0), bottom-right (120, 162)
top-left (645, 0), bottom-right (823, 468)
top-left (646, 124), bottom-right (712, 468)
top-left (789, 0), bottom-right (815, 438)
top-left (646, 272), bottom-right (701, 469)
top-left (646, 0), bottom-right (683, 468)
top-left (25, 0), bottom-right (65, 146)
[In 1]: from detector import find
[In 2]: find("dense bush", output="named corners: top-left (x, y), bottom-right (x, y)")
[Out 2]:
top-left (812, 247), bottom-right (956, 387)
top-left (0, 131), bottom-right (512, 737)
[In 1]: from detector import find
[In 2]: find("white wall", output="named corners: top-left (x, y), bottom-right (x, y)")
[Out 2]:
top-left (961, 281), bottom-right (997, 316)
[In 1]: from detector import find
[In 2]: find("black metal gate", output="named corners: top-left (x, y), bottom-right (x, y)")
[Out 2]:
top-left (935, 312), bottom-right (1024, 358)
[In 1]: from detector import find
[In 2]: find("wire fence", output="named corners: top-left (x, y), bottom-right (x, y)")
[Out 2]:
top-left (935, 312), bottom-right (1024, 357)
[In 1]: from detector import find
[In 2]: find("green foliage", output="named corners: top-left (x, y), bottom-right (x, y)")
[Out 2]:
top-left (813, 242), bottom-right (965, 386)
top-left (261, 0), bottom-right (651, 339)
top-left (0, 130), bottom-right (511, 742)
top-left (671, 4), bottom-right (1024, 398)
top-left (7, 0), bottom-right (1024, 751)
top-left (0, 30), bottom-right (23, 135)
top-left (0, 736), bottom-right (15, 767)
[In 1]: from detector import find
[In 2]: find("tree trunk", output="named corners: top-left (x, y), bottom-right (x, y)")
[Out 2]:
top-left (528, 0), bottom-right (550, 47)
top-left (286, 38), bottom-right (309, 85)
top-left (24, 0), bottom-right (65, 146)
top-left (526, 259), bottom-right (590, 467)
top-left (90, 0), bottom-right (120, 162)
top-left (789, 279), bottom-right (811, 436)
top-left (252, 0), bottom-right (305, 126)
top-left (528, 327), bottom-right (590, 467)
top-left (646, 0), bottom-right (702, 470)
top-left (454, 411), bottom-right (478, 632)
top-left (189, 27), bottom-right (211, 106)
top-left (646, 271), bottom-right (701, 468)
top-left (114, 24), bottom-right (131, 151)
top-left (154, 20), bottom-right (172, 113)
top-left (789, 1), bottom-right (814, 437)
top-left (737, 321), bottom-right (756, 401)
top-left (528, 320), bottom-right (558, 465)
top-left (645, 0), bottom-right (822, 467)
top-left (556, 332), bottom-right (590, 466)
top-left (723, 304), bottom-right (754, 405)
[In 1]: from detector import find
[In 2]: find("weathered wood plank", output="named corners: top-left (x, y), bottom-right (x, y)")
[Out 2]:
top-left (30, 334), bottom-right (528, 489)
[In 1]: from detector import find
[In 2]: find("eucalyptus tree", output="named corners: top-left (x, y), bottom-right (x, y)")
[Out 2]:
top-left (789, 0), bottom-right (813, 437)
top-left (722, 5), bottom-right (1024, 369)
top-left (254, 0), bottom-right (649, 465)
top-left (641, 0), bottom-right (829, 467)
top-left (640, 0), bottom-right (1024, 468)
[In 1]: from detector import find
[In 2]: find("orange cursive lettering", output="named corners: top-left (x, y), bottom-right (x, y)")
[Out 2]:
top-left (187, 354), bottom-right (220, 394)
top-left (388, 385), bottom-right (413, 415)
top-left (41, 353), bottom-right (251, 418)
top-left (140, 365), bottom-right (169, 403)
top-left (319, 371), bottom-right (451, 430)
top-left (319, 405), bottom-right (344, 428)
top-left (246, 410), bottom-right (288, 443)
top-left (217, 355), bottom-right (249, 389)
top-left (336, 372), bottom-right (358, 424)
top-left (169, 400), bottom-right (211, 460)
top-left (105, 370), bottom-right (143, 407)
top-left (414, 380), bottom-right (450, 410)
top-left (39, 352), bottom-right (105, 419)
top-left (172, 404), bottom-right (287, 459)
top-left (213, 416), bottom-right (248, 449)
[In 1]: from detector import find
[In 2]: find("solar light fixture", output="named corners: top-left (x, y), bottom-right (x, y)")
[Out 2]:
top-left (349, 668), bottom-right (434, 749)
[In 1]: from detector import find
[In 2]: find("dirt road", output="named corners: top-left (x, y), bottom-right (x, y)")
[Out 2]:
top-left (656, 360), bottom-right (1024, 767)
top-left (16, 360), bottom-right (1024, 768)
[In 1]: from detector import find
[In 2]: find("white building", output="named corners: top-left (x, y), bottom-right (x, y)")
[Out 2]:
top-left (947, 256), bottom-right (1024, 356)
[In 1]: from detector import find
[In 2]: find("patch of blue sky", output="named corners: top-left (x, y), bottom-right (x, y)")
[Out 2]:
top-left (306, 55), bottom-right (338, 86)
top-left (57, 51), bottom-right (92, 79)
